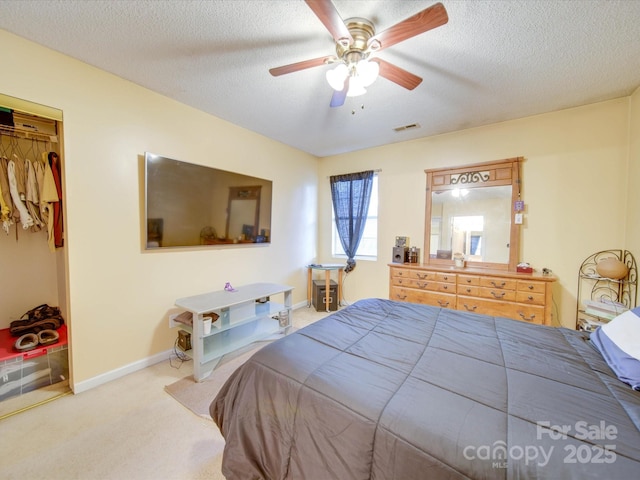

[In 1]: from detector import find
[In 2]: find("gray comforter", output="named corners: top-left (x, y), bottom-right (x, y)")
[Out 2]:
top-left (211, 298), bottom-right (640, 479)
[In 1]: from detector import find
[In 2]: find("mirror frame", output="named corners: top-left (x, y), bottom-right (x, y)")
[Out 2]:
top-left (424, 157), bottom-right (522, 271)
top-left (143, 152), bottom-right (272, 249)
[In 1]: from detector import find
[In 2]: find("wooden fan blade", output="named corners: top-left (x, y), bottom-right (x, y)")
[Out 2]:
top-left (305, 0), bottom-right (353, 44)
top-left (269, 55), bottom-right (334, 76)
top-left (373, 58), bottom-right (423, 90)
top-left (369, 2), bottom-right (448, 52)
top-left (330, 77), bottom-right (349, 108)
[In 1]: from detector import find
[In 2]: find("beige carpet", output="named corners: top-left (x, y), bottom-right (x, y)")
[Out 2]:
top-left (164, 341), bottom-right (267, 419)
top-left (1, 307), bottom-right (328, 479)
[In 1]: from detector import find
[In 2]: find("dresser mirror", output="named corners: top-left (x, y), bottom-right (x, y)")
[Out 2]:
top-left (424, 158), bottom-right (522, 271)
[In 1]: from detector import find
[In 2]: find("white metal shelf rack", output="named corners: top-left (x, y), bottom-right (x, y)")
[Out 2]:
top-left (171, 282), bottom-right (293, 381)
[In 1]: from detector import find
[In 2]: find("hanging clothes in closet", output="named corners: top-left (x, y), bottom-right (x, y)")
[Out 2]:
top-left (48, 151), bottom-right (63, 248)
top-left (0, 130), bottom-right (63, 251)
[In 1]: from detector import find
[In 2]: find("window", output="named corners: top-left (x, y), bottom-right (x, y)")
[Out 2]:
top-left (451, 215), bottom-right (484, 260)
top-left (332, 174), bottom-right (378, 259)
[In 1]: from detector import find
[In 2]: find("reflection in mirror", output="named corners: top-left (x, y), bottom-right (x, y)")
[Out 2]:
top-left (424, 157), bottom-right (522, 271)
top-left (226, 186), bottom-right (261, 241)
top-left (144, 153), bottom-right (272, 248)
top-left (430, 186), bottom-right (512, 264)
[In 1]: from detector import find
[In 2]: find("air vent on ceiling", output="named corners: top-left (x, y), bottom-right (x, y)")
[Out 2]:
top-left (393, 123), bottom-right (420, 132)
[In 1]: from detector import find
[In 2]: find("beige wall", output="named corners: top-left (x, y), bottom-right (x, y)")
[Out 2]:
top-left (0, 30), bottom-right (318, 390)
top-left (319, 98), bottom-right (633, 328)
top-left (626, 87), bottom-right (640, 261)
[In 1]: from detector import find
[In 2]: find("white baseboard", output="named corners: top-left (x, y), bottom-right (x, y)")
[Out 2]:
top-left (71, 302), bottom-right (309, 394)
top-left (71, 348), bottom-right (172, 394)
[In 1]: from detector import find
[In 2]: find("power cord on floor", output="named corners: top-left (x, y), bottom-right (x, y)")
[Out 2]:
top-left (169, 336), bottom-right (191, 369)
top-left (340, 269), bottom-right (352, 307)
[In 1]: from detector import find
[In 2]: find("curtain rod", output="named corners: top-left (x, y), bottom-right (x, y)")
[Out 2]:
top-left (326, 168), bottom-right (381, 179)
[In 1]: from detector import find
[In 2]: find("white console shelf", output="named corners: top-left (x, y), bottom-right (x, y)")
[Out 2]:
top-left (171, 282), bottom-right (293, 382)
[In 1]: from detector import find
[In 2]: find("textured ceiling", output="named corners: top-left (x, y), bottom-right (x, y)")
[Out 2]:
top-left (1, 0), bottom-right (639, 157)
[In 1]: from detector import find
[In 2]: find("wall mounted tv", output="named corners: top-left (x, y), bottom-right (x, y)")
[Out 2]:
top-left (144, 152), bottom-right (272, 249)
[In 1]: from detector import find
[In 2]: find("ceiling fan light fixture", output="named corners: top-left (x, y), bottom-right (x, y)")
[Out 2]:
top-left (356, 59), bottom-right (379, 87)
top-left (326, 63), bottom-right (349, 90)
top-left (346, 77), bottom-right (367, 97)
top-left (326, 59), bottom-right (378, 95)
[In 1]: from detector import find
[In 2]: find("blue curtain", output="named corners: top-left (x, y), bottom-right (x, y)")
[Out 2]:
top-left (470, 235), bottom-right (480, 255)
top-left (330, 171), bottom-right (374, 273)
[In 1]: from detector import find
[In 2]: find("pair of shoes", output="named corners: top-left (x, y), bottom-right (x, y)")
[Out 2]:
top-left (9, 304), bottom-right (64, 337)
top-left (14, 329), bottom-right (60, 352)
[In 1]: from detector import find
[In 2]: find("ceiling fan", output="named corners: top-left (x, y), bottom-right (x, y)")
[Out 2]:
top-left (269, 0), bottom-right (448, 107)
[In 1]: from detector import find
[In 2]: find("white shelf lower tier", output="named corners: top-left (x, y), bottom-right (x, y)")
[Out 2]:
top-left (175, 317), bottom-right (286, 364)
top-left (199, 316), bottom-right (284, 365)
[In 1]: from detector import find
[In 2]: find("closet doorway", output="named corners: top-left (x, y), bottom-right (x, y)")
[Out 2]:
top-left (0, 94), bottom-right (70, 419)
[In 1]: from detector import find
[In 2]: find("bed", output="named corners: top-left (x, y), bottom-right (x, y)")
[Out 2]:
top-left (210, 298), bottom-right (640, 479)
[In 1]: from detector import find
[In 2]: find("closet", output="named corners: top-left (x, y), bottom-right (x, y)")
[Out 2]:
top-left (0, 94), bottom-right (69, 418)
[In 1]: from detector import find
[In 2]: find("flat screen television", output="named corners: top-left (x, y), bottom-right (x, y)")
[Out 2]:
top-left (144, 152), bottom-right (272, 249)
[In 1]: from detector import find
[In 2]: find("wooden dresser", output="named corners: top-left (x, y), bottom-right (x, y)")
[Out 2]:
top-left (389, 264), bottom-right (557, 326)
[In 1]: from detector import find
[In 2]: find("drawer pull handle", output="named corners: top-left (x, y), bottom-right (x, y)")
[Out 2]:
top-left (396, 294), bottom-right (408, 300)
top-left (518, 312), bottom-right (536, 322)
top-left (463, 304), bottom-right (477, 312)
top-left (417, 281), bottom-right (429, 288)
top-left (527, 295), bottom-right (534, 301)
top-left (416, 273), bottom-right (428, 279)
top-left (491, 291), bottom-right (505, 299)
top-left (465, 288), bottom-right (472, 293)
top-left (443, 276), bottom-right (449, 281)
top-left (466, 278), bottom-right (472, 283)
top-left (491, 281), bottom-right (506, 288)
top-left (437, 300), bottom-right (450, 307)
top-left (528, 285), bottom-right (534, 290)
top-left (443, 285), bottom-right (449, 290)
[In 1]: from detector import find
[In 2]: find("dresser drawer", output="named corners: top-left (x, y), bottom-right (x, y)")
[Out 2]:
top-left (516, 280), bottom-right (546, 294)
top-left (413, 279), bottom-right (437, 290)
top-left (435, 272), bottom-right (456, 283)
top-left (479, 277), bottom-right (516, 290)
top-left (390, 267), bottom-right (411, 278)
top-left (412, 270), bottom-right (437, 281)
top-left (393, 277), bottom-right (438, 291)
top-left (457, 296), bottom-right (544, 324)
top-left (457, 284), bottom-right (480, 296)
top-left (436, 282), bottom-right (456, 294)
top-left (510, 304), bottom-right (545, 324)
top-left (457, 274), bottom-right (480, 286)
top-left (390, 286), bottom-right (455, 309)
top-left (515, 290), bottom-right (546, 306)
top-left (391, 276), bottom-right (412, 287)
top-left (410, 279), bottom-right (456, 294)
top-left (478, 286), bottom-right (517, 302)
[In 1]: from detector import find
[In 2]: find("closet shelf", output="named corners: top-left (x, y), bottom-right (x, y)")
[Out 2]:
top-left (0, 124), bottom-right (58, 142)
